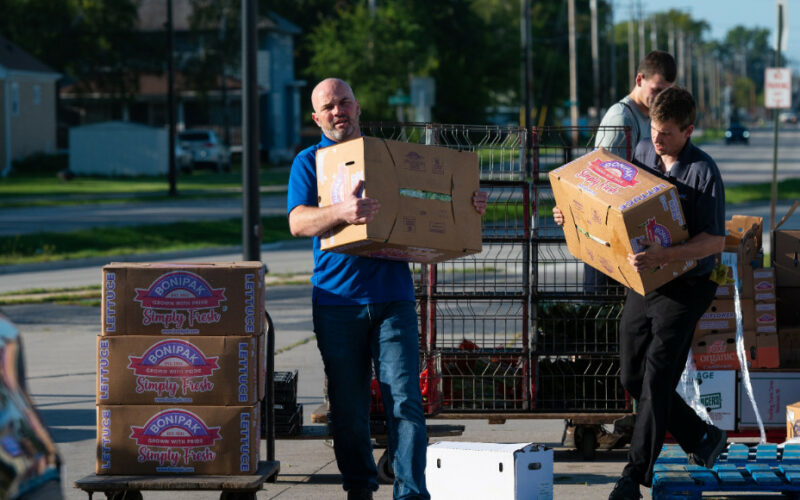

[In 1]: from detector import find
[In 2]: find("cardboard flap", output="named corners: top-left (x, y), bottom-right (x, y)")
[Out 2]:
top-left (725, 215), bottom-right (763, 253)
top-left (363, 138), bottom-right (400, 241)
top-left (775, 200), bottom-right (800, 231)
top-left (450, 150), bottom-right (482, 252)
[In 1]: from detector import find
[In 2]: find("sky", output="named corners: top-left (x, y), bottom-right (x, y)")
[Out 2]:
top-left (615, 0), bottom-right (800, 68)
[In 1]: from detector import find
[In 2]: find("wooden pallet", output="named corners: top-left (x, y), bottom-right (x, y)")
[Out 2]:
top-left (74, 460), bottom-right (279, 500)
top-left (652, 443), bottom-right (800, 500)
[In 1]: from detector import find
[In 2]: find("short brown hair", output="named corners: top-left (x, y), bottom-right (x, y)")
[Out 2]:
top-left (638, 50), bottom-right (677, 83)
top-left (650, 86), bottom-right (696, 130)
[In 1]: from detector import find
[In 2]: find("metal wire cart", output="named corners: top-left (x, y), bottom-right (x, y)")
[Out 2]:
top-left (362, 122), bottom-right (633, 459)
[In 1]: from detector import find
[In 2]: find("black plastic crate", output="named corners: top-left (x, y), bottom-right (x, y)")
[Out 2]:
top-left (534, 356), bottom-right (629, 412)
top-left (534, 301), bottom-right (624, 355)
top-left (273, 404), bottom-right (303, 437)
top-left (274, 369), bottom-right (298, 409)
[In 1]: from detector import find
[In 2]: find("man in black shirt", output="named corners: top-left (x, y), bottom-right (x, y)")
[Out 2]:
top-left (608, 87), bottom-right (728, 500)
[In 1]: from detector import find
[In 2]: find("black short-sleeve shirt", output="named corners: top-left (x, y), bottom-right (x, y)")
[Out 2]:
top-left (633, 139), bottom-right (726, 276)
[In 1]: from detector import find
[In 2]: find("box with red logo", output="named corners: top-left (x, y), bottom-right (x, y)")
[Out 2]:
top-left (755, 302), bottom-right (777, 333)
top-left (315, 137), bottom-right (482, 263)
top-left (753, 268), bottom-right (776, 302)
top-left (96, 404), bottom-right (259, 475)
top-left (692, 331), bottom-right (756, 369)
top-left (102, 262), bottom-right (265, 336)
top-left (548, 148), bottom-right (695, 296)
top-left (96, 335), bottom-right (263, 405)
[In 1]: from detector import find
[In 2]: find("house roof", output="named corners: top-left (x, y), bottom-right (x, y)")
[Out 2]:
top-left (0, 34), bottom-right (57, 74)
top-left (136, 0), bottom-right (291, 32)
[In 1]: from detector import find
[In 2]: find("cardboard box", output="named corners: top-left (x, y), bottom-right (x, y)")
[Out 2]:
top-left (426, 442), bottom-right (553, 500)
top-left (777, 287), bottom-right (800, 326)
top-left (755, 302), bottom-right (777, 333)
top-left (788, 401), bottom-right (800, 439)
top-left (695, 299), bottom-right (755, 334)
top-left (692, 331), bottom-right (756, 369)
top-left (723, 258), bottom-right (755, 300)
top-left (753, 268), bottom-right (776, 303)
top-left (725, 215), bottom-right (762, 266)
top-left (773, 201), bottom-right (800, 286)
top-left (779, 327), bottom-right (800, 368)
top-left (680, 370), bottom-right (736, 430)
top-left (96, 335), bottom-right (263, 405)
top-left (96, 404), bottom-right (259, 474)
top-left (548, 148), bottom-right (694, 295)
top-left (102, 262), bottom-right (265, 336)
top-left (738, 372), bottom-right (800, 427)
top-left (315, 137), bottom-right (482, 263)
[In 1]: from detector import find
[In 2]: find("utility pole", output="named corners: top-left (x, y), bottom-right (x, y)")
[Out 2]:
top-left (668, 21), bottom-right (675, 56)
top-left (770, 1), bottom-right (786, 232)
top-left (608, 0), bottom-right (617, 105)
top-left (650, 18), bottom-right (657, 50)
top-left (242, 0), bottom-right (261, 261)
top-left (166, 0), bottom-right (177, 197)
top-left (218, 0), bottom-right (230, 148)
top-left (590, 0), bottom-right (600, 124)
top-left (677, 30), bottom-right (685, 83)
top-left (521, 0), bottom-right (532, 132)
top-left (686, 39), bottom-right (693, 95)
top-left (637, 2), bottom-right (645, 62)
top-left (628, 4), bottom-right (635, 86)
top-left (568, 0), bottom-right (579, 144)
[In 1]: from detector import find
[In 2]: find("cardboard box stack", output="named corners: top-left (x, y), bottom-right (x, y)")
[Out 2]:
top-left (692, 215), bottom-right (779, 370)
top-left (775, 202), bottom-right (800, 368)
top-left (316, 137), bottom-right (482, 263)
top-left (548, 148), bottom-right (695, 296)
top-left (97, 262), bottom-right (266, 475)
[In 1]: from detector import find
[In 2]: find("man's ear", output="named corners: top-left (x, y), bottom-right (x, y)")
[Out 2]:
top-left (684, 124), bottom-right (695, 139)
top-left (635, 73), bottom-right (644, 87)
top-left (311, 112), bottom-right (320, 127)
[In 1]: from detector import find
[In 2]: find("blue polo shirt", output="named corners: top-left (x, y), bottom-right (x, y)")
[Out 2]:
top-left (287, 135), bottom-right (415, 305)
top-left (634, 139), bottom-right (726, 277)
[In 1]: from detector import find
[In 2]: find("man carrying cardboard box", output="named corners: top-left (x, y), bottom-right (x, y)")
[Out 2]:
top-left (556, 87), bottom-right (727, 499)
top-left (576, 50), bottom-right (677, 294)
top-left (287, 78), bottom-right (487, 500)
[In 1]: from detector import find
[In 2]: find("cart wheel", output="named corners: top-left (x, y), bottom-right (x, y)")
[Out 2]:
top-left (578, 426), bottom-right (597, 460)
top-left (377, 450), bottom-right (394, 484)
top-left (220, 491), bottom-right (257, 500)
top-left (106, 491), bottom-right (142, 500)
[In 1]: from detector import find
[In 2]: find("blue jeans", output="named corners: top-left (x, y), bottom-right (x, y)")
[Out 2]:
top-left (313, 301), bottom-right (430, 499)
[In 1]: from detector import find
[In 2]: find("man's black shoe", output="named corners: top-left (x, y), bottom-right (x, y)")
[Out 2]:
top-left (608, 475), bottom-right (641, 500)
top-left (688, 425), bottom-right (727, 468)
top-left (347, 489), bottom-right (374, 500)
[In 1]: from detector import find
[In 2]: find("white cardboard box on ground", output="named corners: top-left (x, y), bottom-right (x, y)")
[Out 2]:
top-left (426, 441), bottom-right (553, 500)
top-left (738, 371), bottom-right (800, 427)
top-left (690, 370), bottom-right (736, 430)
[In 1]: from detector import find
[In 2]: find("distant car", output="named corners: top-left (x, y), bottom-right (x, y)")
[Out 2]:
top-left (779, 111), bottom-right (798, 124)
top-left (177, 129), bottom-right (231, 172)
top-left (0, 314), bottom-right (63, 499)
top-left (725, 123), bottom-right (750, 145)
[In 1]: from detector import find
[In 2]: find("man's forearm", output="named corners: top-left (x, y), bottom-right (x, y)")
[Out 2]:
top-left (289, 204), bottom-right (344, 237)
top-left (662, 232), bottom-right (725, 263)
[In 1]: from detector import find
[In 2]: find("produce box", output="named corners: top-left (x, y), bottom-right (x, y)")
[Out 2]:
top-left (96, 404), bottom-right (259, 475)
top-left (316, 136), bottom-right (482, 263)
top-left (102, 262), bottom-right (265, 336)
top-left (548, 148), bottom-right (694, 296)
top-left (96, 335), bottom-right (263, 405)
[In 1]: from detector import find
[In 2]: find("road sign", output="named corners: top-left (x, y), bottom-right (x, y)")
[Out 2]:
top-left (765, 68), bottom-right (792, 109)
top-left (388, 91), bottom-right (410, 106)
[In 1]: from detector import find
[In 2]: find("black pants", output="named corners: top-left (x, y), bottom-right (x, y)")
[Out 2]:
top-left (619, 274), bottom-right (717, 487)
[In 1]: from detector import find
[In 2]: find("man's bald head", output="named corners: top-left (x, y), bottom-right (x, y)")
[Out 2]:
top-left (311, 78), bottom-right (361, 143)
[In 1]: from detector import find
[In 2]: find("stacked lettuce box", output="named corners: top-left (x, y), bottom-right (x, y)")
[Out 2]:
top-left (97, 262), bottom-right (266, 475)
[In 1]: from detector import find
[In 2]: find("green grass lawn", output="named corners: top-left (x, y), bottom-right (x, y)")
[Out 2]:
top-left (0, 216), bottom-right (293, 266)
top-left (0, 168), bottom-right (290, 205)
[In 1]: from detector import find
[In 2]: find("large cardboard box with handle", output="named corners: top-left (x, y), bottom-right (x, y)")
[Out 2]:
top-left (548, 148), bottom-right (694, 296)
top-left (315, 137), bottom-right (482, 263)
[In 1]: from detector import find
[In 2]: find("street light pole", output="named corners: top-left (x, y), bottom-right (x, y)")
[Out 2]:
top-left (242, 0), bottom-right (261, 260)
top-left (770, 3), bottom-right (784, 232)
top-left (167, 0), bottom-right (177, 197)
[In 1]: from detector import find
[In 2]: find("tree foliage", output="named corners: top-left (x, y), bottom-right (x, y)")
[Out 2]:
top-left (0, 0), bottom-right (142, 95)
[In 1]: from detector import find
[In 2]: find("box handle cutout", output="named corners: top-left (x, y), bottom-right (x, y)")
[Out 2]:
top-left (436, 459), bottom-right (441, 468)
top-left (399, 188), bottom-right (451, 202)
top-left (528, 463), bottom-right (542, 470)
top-left (498, 462), bottom-right (503, 472)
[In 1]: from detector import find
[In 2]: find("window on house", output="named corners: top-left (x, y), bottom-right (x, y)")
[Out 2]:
top-left (33, 85), bottom-right (41, 105)
top-left (11, 82), bottom-right (19, 116)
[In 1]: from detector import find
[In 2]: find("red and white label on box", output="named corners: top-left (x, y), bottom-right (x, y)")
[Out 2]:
top-left (765, 68), bottom-right (792, 109)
